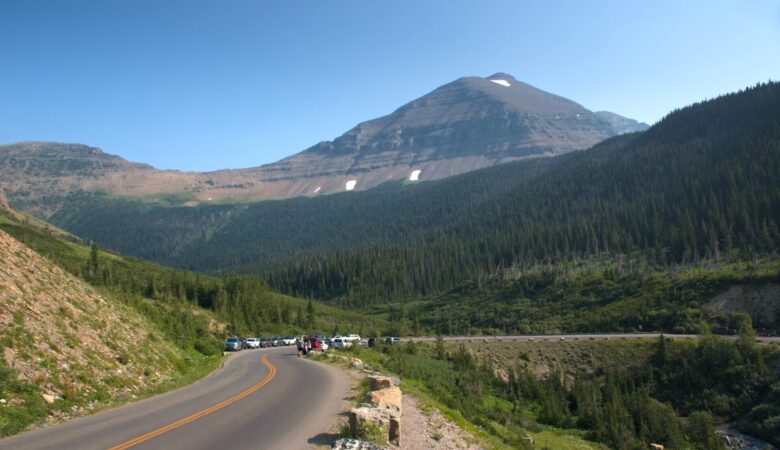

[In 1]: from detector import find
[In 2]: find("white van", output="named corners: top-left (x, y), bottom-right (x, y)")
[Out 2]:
top-left (332, 337), bottom-right (353, 349)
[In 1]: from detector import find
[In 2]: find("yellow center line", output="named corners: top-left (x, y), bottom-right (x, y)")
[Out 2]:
top-left (108, 352), bottom-right (277, 450)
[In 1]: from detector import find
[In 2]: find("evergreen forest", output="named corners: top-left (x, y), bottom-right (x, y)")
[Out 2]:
top-left (48, 82), bottom-right (780, 323)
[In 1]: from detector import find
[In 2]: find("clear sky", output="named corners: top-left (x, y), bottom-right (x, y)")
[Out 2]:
top-left (1, 1), bottom-right (778, 171)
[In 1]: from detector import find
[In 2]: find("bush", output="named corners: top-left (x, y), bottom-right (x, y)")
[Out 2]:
top-left (356, 420), bottom-right (387, 445)
top-left (194, 336), bottom-right (222, 356)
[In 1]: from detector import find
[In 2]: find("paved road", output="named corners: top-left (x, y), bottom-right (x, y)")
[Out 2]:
top-left (0, 347), bottom-right (349, 450)
top-left (404, 333), bottom-right (780, 344)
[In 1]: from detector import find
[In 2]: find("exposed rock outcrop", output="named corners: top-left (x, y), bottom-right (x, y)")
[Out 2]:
top-left (348, 374), bottom-right (403, 445)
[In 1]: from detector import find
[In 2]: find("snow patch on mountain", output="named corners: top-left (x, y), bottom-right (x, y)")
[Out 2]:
top-left (490, 79), bottom-right (511, 87)
top-left (345, 180), bottom-right (357, 191)
top-left (409, 169), bottom-right (421, 181)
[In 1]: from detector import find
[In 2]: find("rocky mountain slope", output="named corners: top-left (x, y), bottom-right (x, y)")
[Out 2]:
top-left (259, 73), bottom-right (632, 186)
top-left (0, 74), bottom-right (644, 218)
top-left (0, 142), bottom-right (162, 217)
top-left (0, 184), bottom-right (8, 211)
top-left (595, 110), bottom-right (650, 134)
top-left (0, 227), bottom-right (186, 432)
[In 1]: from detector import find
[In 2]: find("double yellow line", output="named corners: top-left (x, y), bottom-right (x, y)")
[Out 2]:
top-left (109, 353), bottom-right (277, 450)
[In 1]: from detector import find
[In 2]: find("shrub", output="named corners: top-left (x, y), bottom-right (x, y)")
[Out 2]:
top-left (194, 336), bottom-right (222, 356)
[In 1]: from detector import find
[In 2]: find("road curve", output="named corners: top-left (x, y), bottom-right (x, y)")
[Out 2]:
top-left (0, 347), bottom-right (350, 450)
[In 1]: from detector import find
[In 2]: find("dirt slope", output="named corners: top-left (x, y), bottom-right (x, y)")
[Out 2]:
top-left (705, 283), bottom-right (780, 327)
top-left (0, 228), bottom-right (181, 411)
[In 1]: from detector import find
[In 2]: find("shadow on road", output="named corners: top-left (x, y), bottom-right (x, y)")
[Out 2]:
top-left (308, 432), bottom-right (342, 445)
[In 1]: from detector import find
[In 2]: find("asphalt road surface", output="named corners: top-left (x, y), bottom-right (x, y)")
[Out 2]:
top-left (0, 347), bottom-right (350, 450)
top-left (404, 333), bottom-right (780, 344)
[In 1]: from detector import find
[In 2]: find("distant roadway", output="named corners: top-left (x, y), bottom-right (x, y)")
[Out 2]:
top-left (405, 333), bottom-right (780, 344)
top-left (0, 347), bottom-right (349, 450)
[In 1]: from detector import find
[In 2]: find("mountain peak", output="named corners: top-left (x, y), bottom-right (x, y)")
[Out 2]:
top-left (487, 72), bottom-right (516, 82)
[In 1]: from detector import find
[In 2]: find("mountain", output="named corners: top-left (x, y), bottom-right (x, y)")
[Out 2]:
top-left (594, 110), bottom-right (650, 134)
top-left (0, 73), bottom-right (638, 217)
top-left (0, 142), bottom-right (160, 217)
top-left (259, 73), bottom-right (617, 184)
top-left (46, 82), bottom-right (780, 308)
top-left (0, 182), bottom-right (9, 211)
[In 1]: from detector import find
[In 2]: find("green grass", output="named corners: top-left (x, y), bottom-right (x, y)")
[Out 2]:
top-left (529, 426), bottom-right (608, 450)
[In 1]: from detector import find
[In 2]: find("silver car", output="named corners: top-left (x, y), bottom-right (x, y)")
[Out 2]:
top-left (224, 337), bottom-right (242, 351)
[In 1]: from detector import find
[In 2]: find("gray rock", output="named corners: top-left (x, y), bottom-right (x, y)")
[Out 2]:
top-left (331, 438), bottom-right (387, 450)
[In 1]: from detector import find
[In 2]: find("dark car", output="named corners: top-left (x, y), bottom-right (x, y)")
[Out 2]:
top-left (386, 337), bottom-right (401, 345)
top-left (224, 337), bottom-right (243, 351)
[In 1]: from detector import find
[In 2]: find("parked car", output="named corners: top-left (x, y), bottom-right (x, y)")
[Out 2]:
top-left (224, 337), bottom-right (243, 352)
top-left (283, 336), bottom-right (296, 345)
top-left (344, 334), bottom-right (361, 343)
top-left (270, 336), bottom-right (282, 346)
top-left (312, 336), bottom-right (329, 350)
top-left (245, 337), bottom-right (261, 349)
top-left (331, 337), bottom-right (352, 349)
top-left (386, 337), bottom-right (401, 345)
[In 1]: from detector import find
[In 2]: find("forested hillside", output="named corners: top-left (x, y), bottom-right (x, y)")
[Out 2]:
top-left (0, 210), bottom-right (388, 342)
top-left (49, 83), bottom-right (780, 310)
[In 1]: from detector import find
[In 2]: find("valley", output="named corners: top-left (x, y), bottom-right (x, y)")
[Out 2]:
top-left (1, 81), bottom-right (778, 449)
top-left (3, 2), bottom-right (778, 448)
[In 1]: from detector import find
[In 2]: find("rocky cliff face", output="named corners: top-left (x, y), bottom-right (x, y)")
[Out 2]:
top-left (0, 74), bottom-right (645, 217)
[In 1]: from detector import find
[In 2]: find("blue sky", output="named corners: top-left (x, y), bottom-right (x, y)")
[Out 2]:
top-left (1, 1), bottom-right (778, 171)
